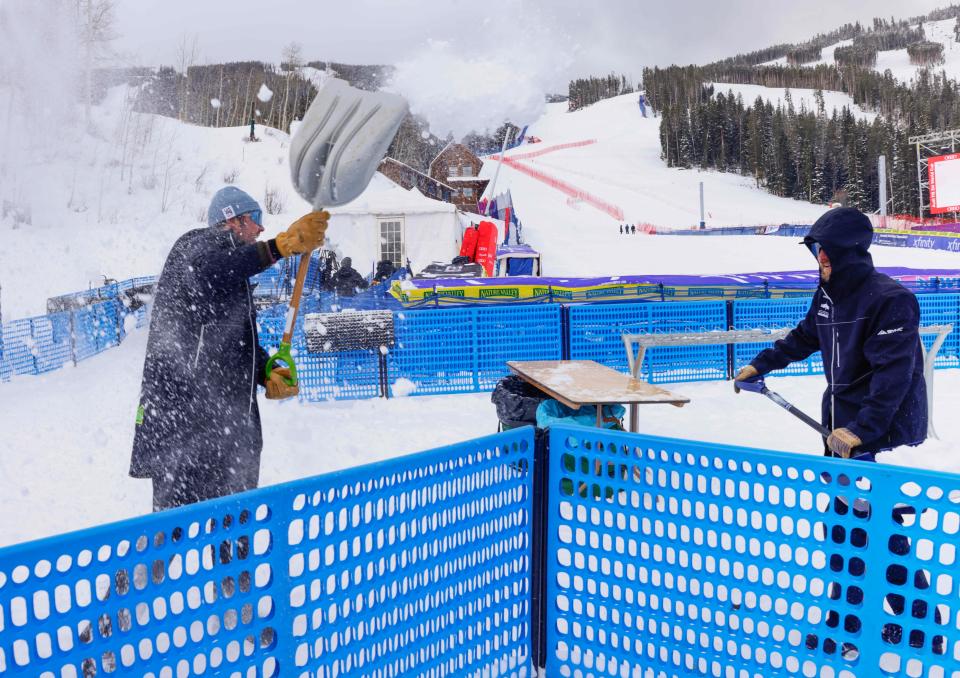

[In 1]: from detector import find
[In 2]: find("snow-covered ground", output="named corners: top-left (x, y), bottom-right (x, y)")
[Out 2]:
top-left (3, 324), bottom-right (959, 548)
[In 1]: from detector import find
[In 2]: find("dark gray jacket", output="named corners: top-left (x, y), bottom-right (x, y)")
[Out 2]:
top-left (130, 228), bottom-right (274, 487)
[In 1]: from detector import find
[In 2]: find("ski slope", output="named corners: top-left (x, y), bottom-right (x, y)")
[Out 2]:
top-left (478, 93), bottom-right (960, 276)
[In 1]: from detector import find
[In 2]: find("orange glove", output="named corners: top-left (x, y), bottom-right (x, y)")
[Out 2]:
top-left (826, 428), bottom-right (862, 458)
top-left (265, 367), bottom-right (299, 400)
top-left (275, 211), bottom-right (329, 257)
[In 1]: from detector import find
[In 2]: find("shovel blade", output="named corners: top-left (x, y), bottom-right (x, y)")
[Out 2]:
top-left (290, 78), bottom-right (408, 209)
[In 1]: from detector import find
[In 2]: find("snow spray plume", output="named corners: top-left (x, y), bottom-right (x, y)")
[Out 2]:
top-left (0, 0), bottom-right (82, 222)
top-left (387, 23), bottom-right (573, 140)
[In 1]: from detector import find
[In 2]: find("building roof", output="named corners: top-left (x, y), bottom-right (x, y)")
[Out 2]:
top-left (331, 173), bottom-right (457, 216)
top-left (380, 157), bottom-right (455, 192)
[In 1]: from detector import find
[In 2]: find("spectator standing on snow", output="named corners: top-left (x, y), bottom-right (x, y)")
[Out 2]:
top-left (130, 186), bottom-right (328, 511)
top-left (326, 257), bottom-right (369, 297)
top-left (630, 224), bottom-right (636, 234)
top-left (735, 207), bottom-right (927, 459)
top-left (638, 93), bottom-right (647, 118)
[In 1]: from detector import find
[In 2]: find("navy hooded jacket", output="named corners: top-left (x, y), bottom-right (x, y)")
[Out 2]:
top-left (130, 227), bottom-right (275, 487)
top-left (750, 208), bottom-right (927, 457)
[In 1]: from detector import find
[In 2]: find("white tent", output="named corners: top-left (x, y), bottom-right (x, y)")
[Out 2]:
top-left (327, 173), bottom-right (460, 275)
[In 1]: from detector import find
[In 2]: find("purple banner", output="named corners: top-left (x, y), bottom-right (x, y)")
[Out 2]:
top-left (400, 267), bottom-right (960, 290)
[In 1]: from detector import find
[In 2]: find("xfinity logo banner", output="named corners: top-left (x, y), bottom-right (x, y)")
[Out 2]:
top-left (873, 232), bottom-right (960, 252)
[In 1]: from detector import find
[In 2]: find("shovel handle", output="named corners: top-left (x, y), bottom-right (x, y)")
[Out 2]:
top-left (265, 341), bottom-right (298, 386)
top-left (265, 252), bottom-right (313, 386)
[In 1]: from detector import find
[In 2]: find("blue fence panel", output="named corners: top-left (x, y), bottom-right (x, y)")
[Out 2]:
top-left (32, 314), bottom-right (73, 374)
top-left (0, 319), bottom-right (38, 376)
top-left (545, 425), bottom-right (960, 677)
top-left (389, 308), bottom-right (478, 396)
top-left (72, 302), bottom-right (121, 362)
top-left (733, 297), bottom-right (823, 376)
top-left (476, 305), bottom-right (563, 390)
top-left (257, 313), bottom-right (381, 402)
top-left (0, 428), bottom-right (535, 677)
top-left (917, 293), bottom-right (960, 368)
top-left (568, 301), bottom-right (727, 383)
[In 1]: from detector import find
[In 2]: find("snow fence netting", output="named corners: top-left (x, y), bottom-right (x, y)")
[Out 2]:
top-left (0, 428), bottom-right (535, 677)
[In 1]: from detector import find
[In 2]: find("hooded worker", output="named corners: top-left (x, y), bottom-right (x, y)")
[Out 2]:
top-left (735, 207), bottom-right (927, 460)
top-left (130, 186), bottom-right (328, 511)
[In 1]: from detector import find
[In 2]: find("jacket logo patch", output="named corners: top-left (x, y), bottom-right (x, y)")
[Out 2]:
top-left (878, 327), bottom-right (903, 336)
top-left (820, 303), bottom-right (830, 310)
top-left (818, 310), bottom-right (829, 317)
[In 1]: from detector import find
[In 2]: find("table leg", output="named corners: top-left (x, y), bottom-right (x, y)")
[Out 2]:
top-left (595, 405), bottom-right (602, 428)
top-left (629, 403), bottom-right (638, 433)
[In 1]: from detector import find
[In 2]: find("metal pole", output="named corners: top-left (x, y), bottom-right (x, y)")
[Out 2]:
top-left (485, 126), bottom-right (514, 215)
top-left (916, 140), bottom-right (924, 220)
top-left (878, 154), bottom-right (887, 229)
top-left (699, 181), bottom-right (705, 229)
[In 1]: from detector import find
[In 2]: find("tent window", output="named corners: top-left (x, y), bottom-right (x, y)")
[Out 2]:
top-left (379, 219), bottom-right (404, 268)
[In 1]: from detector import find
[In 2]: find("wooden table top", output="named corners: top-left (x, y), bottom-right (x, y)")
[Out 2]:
top-left (507, 360), bottom-right (689, 410)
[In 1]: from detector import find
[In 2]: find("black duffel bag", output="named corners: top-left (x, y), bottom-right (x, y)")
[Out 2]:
top-left (491, 375), bottom-right (547, 430)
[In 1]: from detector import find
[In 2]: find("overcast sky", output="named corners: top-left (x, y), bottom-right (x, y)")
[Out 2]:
top-left (113, 0), bottom-right (947, 87)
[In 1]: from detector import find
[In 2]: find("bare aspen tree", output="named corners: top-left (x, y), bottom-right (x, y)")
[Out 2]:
top-left (76, 0), bottom-right (117, 125)
top-left (280, 42), bottom-right (303, 131)
top-left (175, 34), bottom-right (199, 122)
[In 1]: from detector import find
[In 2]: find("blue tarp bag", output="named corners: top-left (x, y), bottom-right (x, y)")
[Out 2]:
top-left (536, 399), bottom-right (625, 429)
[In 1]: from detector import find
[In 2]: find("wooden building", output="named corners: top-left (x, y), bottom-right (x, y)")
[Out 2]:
top-left (428, 143), bottom-right (490, 211)
top-left (377, 157), bottom-right (454, 202)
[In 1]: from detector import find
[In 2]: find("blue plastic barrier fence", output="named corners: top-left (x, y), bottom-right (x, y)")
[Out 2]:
top-left (0, 428), bottom-right (535, 677)
top-left (387, 306), bottom-right (562, 397)
top-left (1, 277), bottom-right (153, 382)
top-left (732, 293), bottom-right (960, 377)
top-left (732, 297), bottom-right (822, 377)
top-left (545, 425), bottom-right (960, 677)
top-left (567, 301), bottom-right (727, 383)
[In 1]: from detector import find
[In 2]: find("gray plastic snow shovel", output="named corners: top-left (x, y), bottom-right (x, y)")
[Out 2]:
top-left (266, 78), bottom-right (408, 386)
top-left (290, 77), bottom-right (408, 209)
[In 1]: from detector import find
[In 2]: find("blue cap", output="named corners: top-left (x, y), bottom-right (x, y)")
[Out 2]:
top-left (207, 186), bottom-right (262, 227)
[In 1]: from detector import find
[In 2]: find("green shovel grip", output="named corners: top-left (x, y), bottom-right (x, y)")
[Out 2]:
top-left (265, 342), bottom-right (298, 386)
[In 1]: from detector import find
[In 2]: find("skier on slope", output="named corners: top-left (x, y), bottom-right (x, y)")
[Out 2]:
top-left (130, 186), bottom-right (328, 511)
top-left (734, 207), bottom-right (927, 459)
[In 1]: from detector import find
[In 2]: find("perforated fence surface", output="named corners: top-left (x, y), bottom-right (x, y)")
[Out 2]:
top-left (6, 288), bottom-right (960, 400)
top-left (545, 425), bottom-right (960, 677)
top-left (0, 428), bottom-right (535, 678)
top-left (1, 300), bottom-right (148, 381)
top-left (567, 302), bottom-right (728, 383)
top-left (732, 294), bottom-right (960, 377)
top-left (386, 306), bottom-right (563, 397)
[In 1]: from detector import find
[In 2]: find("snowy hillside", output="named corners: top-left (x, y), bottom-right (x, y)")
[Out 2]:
top-left (0, 86), bottom-right (313, 318)
top-left (760, 18), bottom-right (960, 84)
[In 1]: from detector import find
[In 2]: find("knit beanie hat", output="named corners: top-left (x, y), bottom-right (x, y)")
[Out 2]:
top-left (207, 186), bottom-right (261, 227)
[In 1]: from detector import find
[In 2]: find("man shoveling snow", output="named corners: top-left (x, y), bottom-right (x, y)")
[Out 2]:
top-left (735, 206), bottom-right (927, 460)
top-left (130, 187), bottom-right (328, 511)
